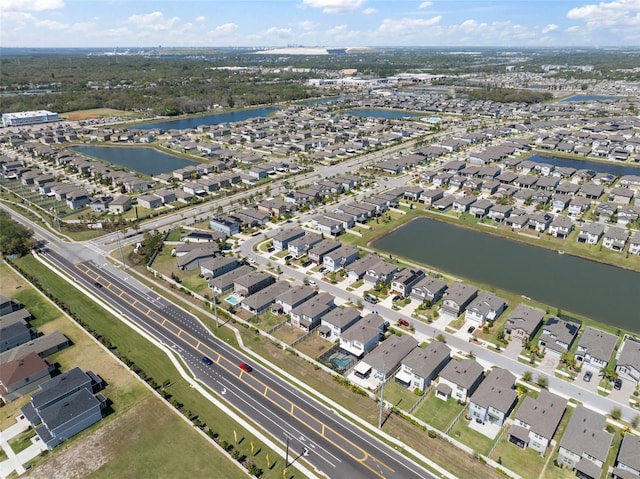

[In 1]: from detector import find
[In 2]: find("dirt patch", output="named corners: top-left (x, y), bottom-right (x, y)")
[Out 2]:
top-left (66, 113), bottom-right (100, 121)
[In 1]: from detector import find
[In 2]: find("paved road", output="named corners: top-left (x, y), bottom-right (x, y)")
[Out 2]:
top-left (10, 206), bottom-right (435, 479)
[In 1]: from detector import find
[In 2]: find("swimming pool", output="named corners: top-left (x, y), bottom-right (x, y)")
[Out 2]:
top-left (225, 295), bottom-right (240, 305)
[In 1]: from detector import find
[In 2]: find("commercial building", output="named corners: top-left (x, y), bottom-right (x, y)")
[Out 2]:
top-left (2, 110), bottom-right (60, 127)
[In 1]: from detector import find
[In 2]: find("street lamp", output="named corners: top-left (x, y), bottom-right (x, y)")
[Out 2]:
top-left (378, 358), bottom-right (386, 429)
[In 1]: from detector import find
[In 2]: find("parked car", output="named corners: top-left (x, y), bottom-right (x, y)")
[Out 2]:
top-left (239, 362), bottom-right (253, 373)
top-left (583, 371), bottom-right (592, 382)
top-left (398, 319), bottom-right (410, 327)
top-left (202, 356), bottom-right (213, 366)
top-left (467, 326), bottom-right (475, 334)
top-left (318, 266), bottom-right (326, 273)
top-left (614, 378), bottom-right (623, 390)
top-left (364, 295), bottom-right (378, 304)
top-left (284, 255), bottom-right (293, 261)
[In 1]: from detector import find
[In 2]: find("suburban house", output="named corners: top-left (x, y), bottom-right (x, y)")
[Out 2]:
top-left (0, 321), bottom-right (34, 353)
top-left (363, 260), bottom-right (398, 288)
top-left (509, 389), bottom-right (567, 456)
top-left (209, 216), bottom-right (241, 236)
top-left (177, 244), bottom-right (221, 271)
top-left (548, 215), bottom-right (574, 238)
top-left (557, 405), bottom-right (613, 479)
top-left (272, 228), bottom-right (306, 251)
top-left (410, 276), bottom-right (448, 305)
top-left (318, 306), bottom-right (361, 340)
top-left (339, 313), bottom-right (388, 358)
top-left (539, 317), bottom-right (581, 356)
top-left (505, 305), bottom-right (544, 342)
top-left (353, 335), bottom-right (418, 385)
top-left (234, 271), bottom-right (276, 297)
top-left (20, 367), bottom-right (106, 450)
top-left (602, 227), bottom-right (628, 252)
top-left (0, 352), bottom-right (54, 402)
top-left (488, 204), bottom-right (513, 222)
top-left (436, 358), bottom-right (484, 402)
top-left (242, 282), bottom-right (290, 315)
top-left (468, 368), bottom-right (517, 427)
top-left (307, 239), bottom-right (341, 264)
top-left (0, 331), bottom-right (69, 366)
top-left (390, 269), bottom-right (426, 298)
top-left (574, 327), bottom-right (617, 371)
top-left (290, 292), bottom-right (335, 331)
top-left (395, 341), bottom-right (451, 393)
top-left (577, 223), bottom-right (605, 244)
top-left (616, 338), bottom-right (640, 384)
top-left (612, 433), bottom-right (640, 479)
top-left (464, 292), bottom-right (507, 326)
top-left (289, 234), bottom-right (324, 258)
top-left (209, 265), bottom-right (253, 294)
top-left (630, 231), bottom-right (640, 256)
top-left (323, 245), bottom-right (359, 272)
top-left (200, 256), bottom-right (238, 279)
top-left (527, 212), bottom-right (553, 232)
top-left (107, 195), bottom-right (132, 214)
top-left (136, 194), bottom-right (163, 209)
top-left (441, 283), bottom-right (479, 317)
top-left (0, 294), bottom-right (23, 316)
top-left (346, 254), bottom-right (385, 282)
top-left (274, 286), bottom-right (317, 315)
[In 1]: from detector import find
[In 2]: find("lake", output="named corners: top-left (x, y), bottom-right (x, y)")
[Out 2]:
top-left (344, 108), bottom-right (425, 120)
top-left (559, 95), bottom-right (622, 102)
top-left (528, 154), bottom-right (640, 178)
top-left (372, 217), bottom-right (640, 331)
top-left (70, 145), bottom-right (198, 176)
top-left (132, 107), bottom-right (280, 131)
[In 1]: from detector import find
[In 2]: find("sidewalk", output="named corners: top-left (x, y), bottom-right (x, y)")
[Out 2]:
top-left (0, 415), bottom-right (31, 479)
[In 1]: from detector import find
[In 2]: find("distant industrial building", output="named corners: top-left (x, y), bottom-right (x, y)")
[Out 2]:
top-left (2, 110), bottom-right (60, 127)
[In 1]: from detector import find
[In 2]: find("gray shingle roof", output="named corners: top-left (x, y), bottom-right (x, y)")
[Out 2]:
top-left (469, 368), bottom-right (517, 413)
top-left (560, 405), bottom-right (612, 463)
top-left (577, 327), bottom-right (617, 363)
top-left (514, 389), bottom-right (567, 439)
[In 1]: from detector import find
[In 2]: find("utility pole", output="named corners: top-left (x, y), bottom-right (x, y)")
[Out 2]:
top-left (213, 293), bottom-right (219, 328)
top-left (284, 434), bottom-right (290, 467)
top-left (378, 359), bottom-right (386, 429)
top-left (117, 230), bottom-right (126, 269)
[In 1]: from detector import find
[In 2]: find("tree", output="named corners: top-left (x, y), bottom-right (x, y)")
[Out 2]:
top-left (0, 211), bottom-right (37, 255)
top-left (611, 407), bottom-right (623, 421)
top-left (522, 371), bottom-right (533, 382)
top-left (536, 375), bottom-right (549, 389)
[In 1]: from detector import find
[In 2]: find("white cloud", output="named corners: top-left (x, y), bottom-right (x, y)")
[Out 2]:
top-left (567, 0), bottom-right (640, 28)
top-left (208, 22), bottom-right (239, 36)
top-left (195, 15), bottom-right (206, 22)
top-left (326, 23), bottom-right (360, 40)
top-left (418, 1), bottom-right (433, 8)
top-left (542, 23), bottom-right (559, 34)
top-left (363, 7), bottom-right (378, 14)
top-left (127, 11), bottom-right (180, 32)
top-left (300, 0), bottom-right (364, 14)
top-left (264, 26), bottom-right (293, 37)
top-left (376, 16), bottom-right (442, 34)
top-left (0, 0), bottom-right (64, 12)
top-left (566, 25), bottom-right (582, 32)
top-left (298, 20), bottom-right (316, 30)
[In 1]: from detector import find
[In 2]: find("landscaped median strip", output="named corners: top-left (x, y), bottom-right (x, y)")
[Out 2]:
top-left (30, 252), bottom-right (320, 479)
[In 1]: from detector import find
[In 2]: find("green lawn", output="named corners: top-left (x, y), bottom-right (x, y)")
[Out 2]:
top-left (490, 431), bottom-right (547, 479)
top-left (448, 416), bottom-right (496, 456)
top-left (413, 390), bottom-right (464, 431)
top-left (10, 256), bottom-right (300, 479)
top-left (9, 430), bottom-right (36, 455)
top-left (381, 381), bottom-right (421, 411)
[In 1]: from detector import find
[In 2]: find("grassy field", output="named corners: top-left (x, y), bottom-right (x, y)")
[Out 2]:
top-left (6, 258), bottom-right (299, 479)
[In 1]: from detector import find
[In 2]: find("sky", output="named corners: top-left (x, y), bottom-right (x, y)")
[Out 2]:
top-left (1, 0), bottom-right (640, 48)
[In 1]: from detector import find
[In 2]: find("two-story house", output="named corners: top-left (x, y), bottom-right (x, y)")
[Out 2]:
top-left (290, 292), bottom-right (335, 331)
top-left (504, 304), bottom-right (544, 343)
top-left (613, 434), bottom-right (640, 479)
top-left (318, 306), bottom-right (361, 340)
top-left (441, 283), bottom-right (479, 317)
top-left (464, 292), bottom-right (507, 326)
top-left (468, 368), bottom-right (517, 427)
top-left (509, 389), bottom-right (567, 456)
top-left (436, 358), bottom-right (484, 403)
top-left (539, 317), bottom-right (580, 356)
top-left (575, 327), bottom-right (617, 371)
top-left (339, 313), bottom-right (388, 358)
top-left (557, 405), bottom-right (613, 479)
top-left (616, 338), bottom-right (640, 384)
top-left (409, 276), bottom-right (448, 305)
top-left (390, 268), bottom-right (426, 298)
top-left (395, 342), bottom-right (451, 392)
top-left (354, 335), bottom-right (418, 386)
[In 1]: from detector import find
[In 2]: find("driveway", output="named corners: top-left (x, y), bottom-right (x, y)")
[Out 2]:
top-left (503, 338), bottom-right (523, 361)
top-left (538, 353), bottom-right (560, 376)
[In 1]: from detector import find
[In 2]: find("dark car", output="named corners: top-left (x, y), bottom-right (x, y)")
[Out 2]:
top-left (364, 295), bottom-right (378, 304)
top-left (94, 282), bottom-right (102, 288)
top-left (239, 362), bottom-right (253, 373)
top-left (398, 319), bottom-right (410, 327)
top-left (284, 255), bottom-right (293, 261)
top-left (614, 378), bottom-right (623, 390)
top-left (202, 356), bottom-right (213, 365)
top-left (467, 326), bottom-right (475, 334)
top-left (583, 371), bottom-right (592, 382)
